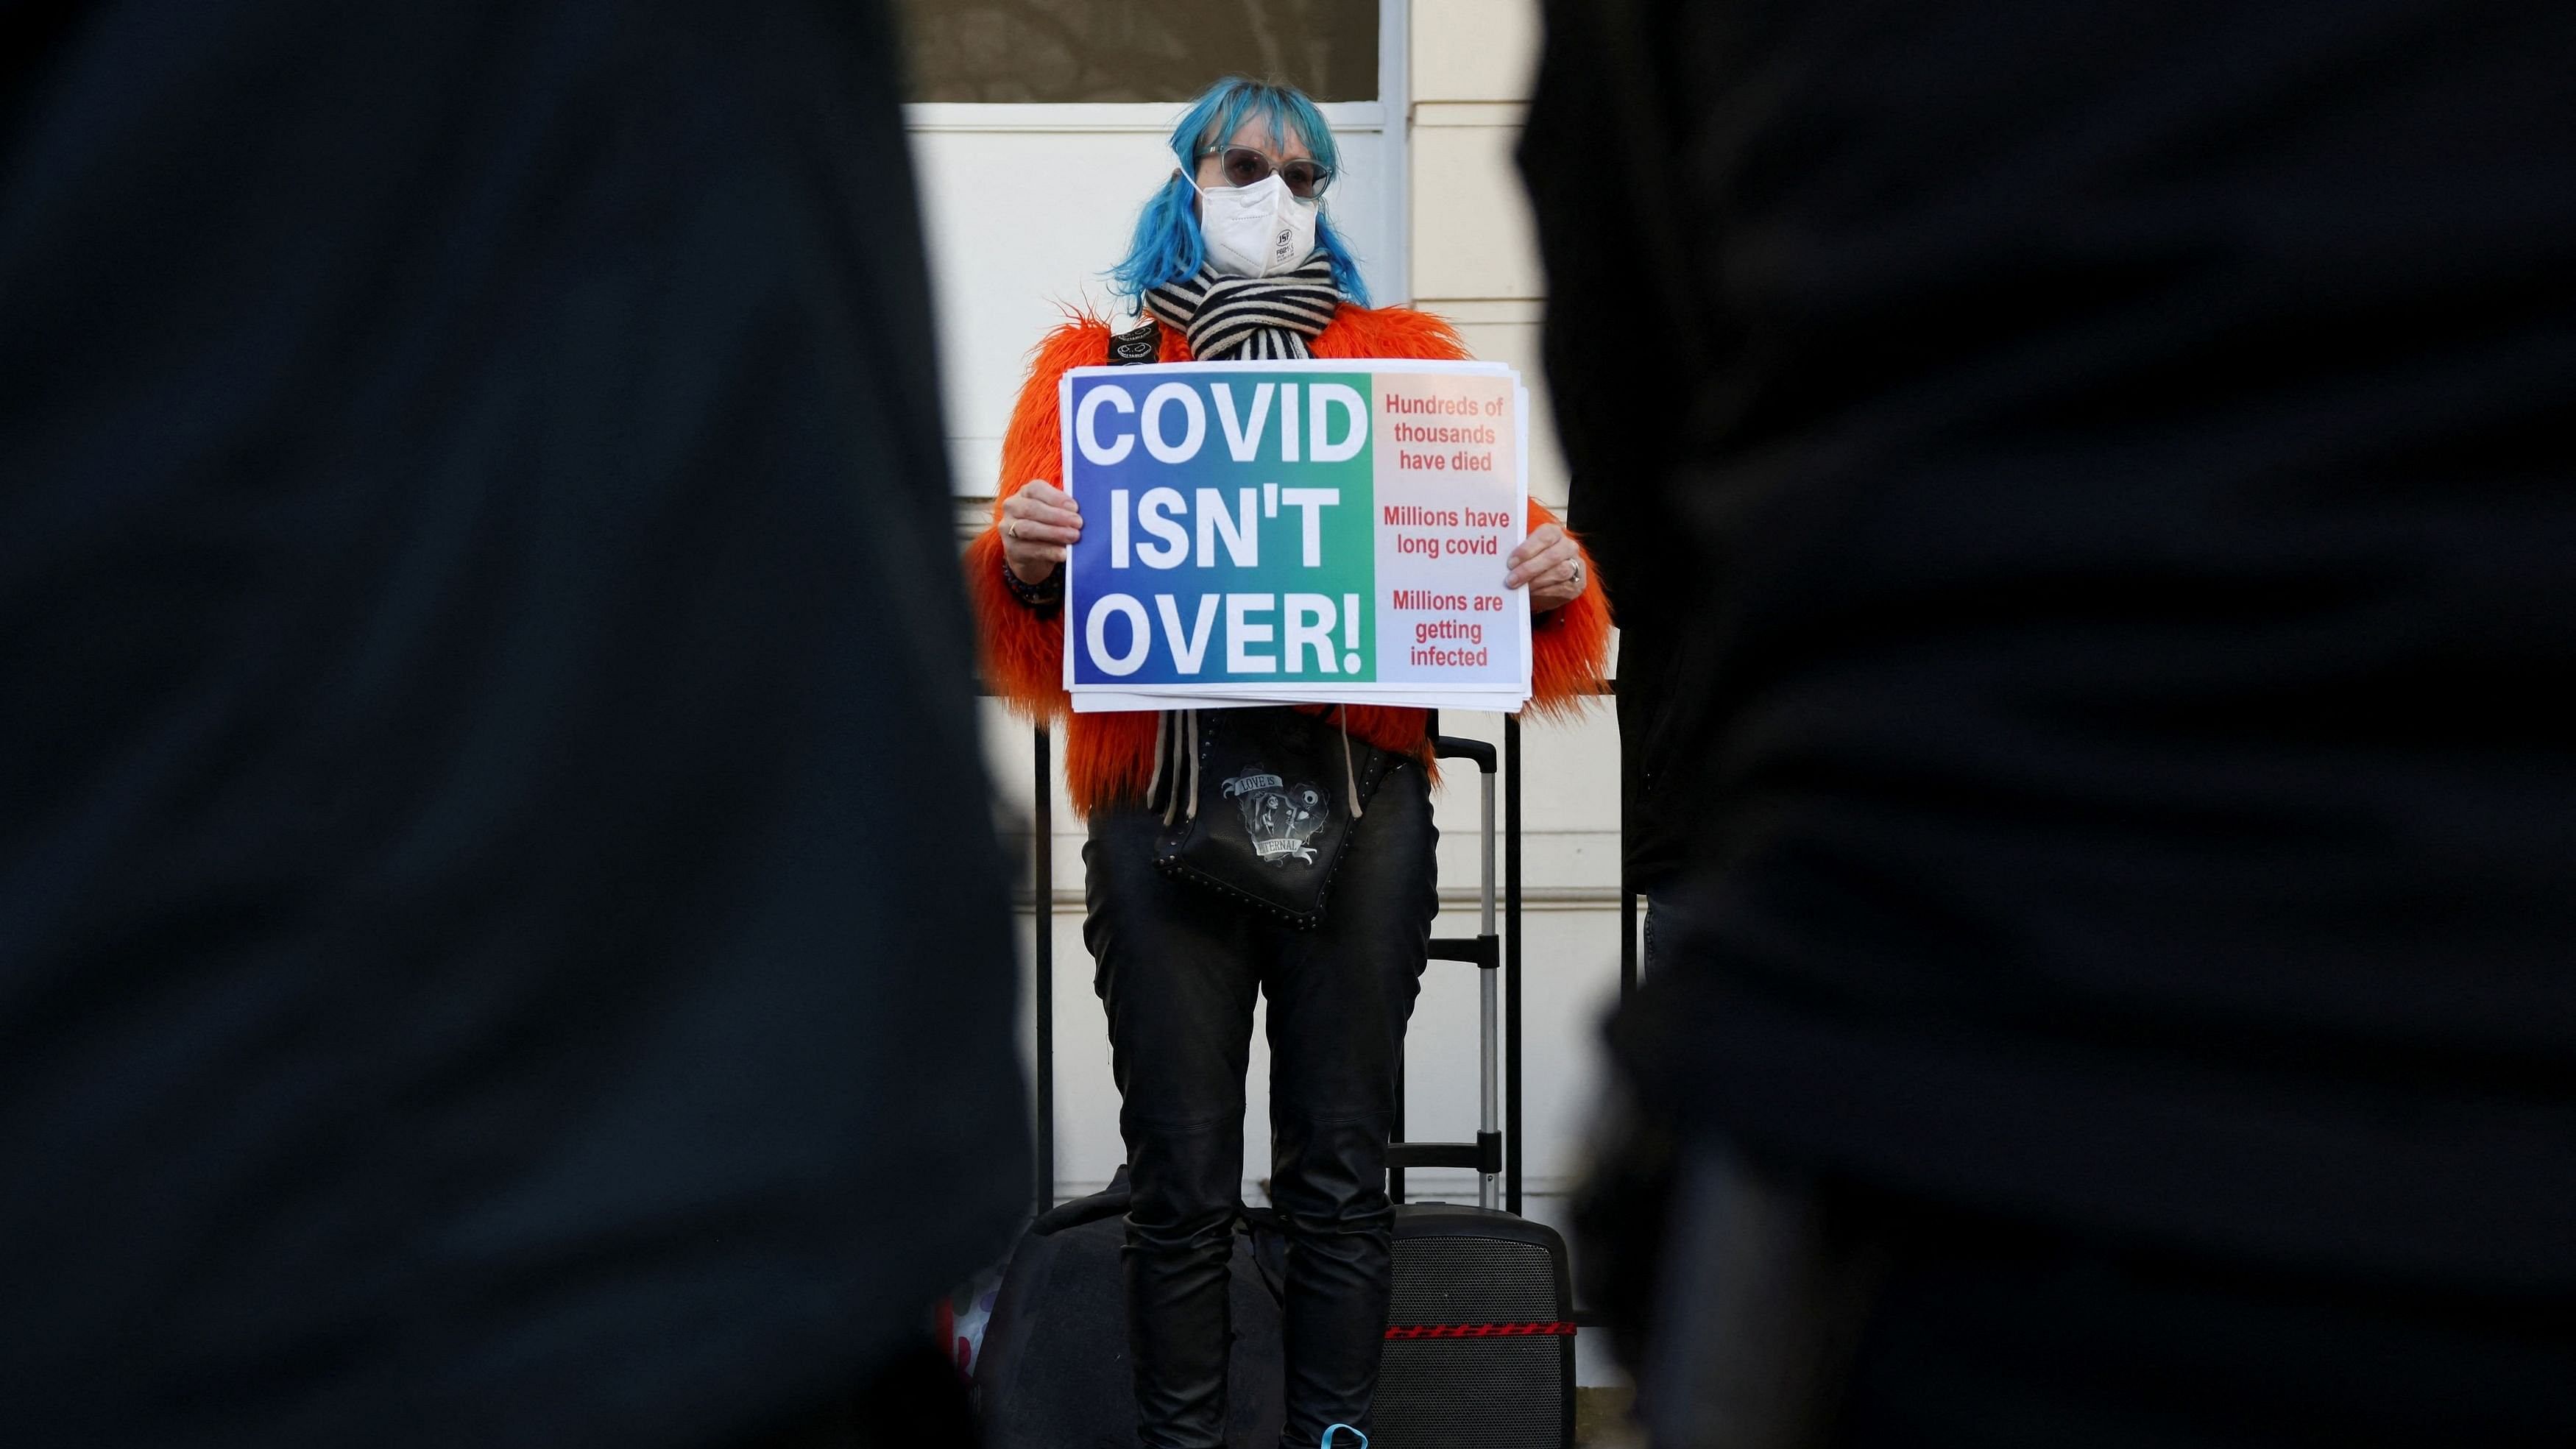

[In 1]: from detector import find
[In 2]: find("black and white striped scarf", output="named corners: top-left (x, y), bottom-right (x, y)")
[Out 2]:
top-left (1143, 253), bottom-right (1341, 361)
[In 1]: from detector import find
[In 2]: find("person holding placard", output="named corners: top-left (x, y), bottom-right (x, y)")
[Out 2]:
top-left (963, 77), bottom-right (1610, 1449)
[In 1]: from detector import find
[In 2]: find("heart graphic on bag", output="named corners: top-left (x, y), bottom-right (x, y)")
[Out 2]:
top-left (1222, 772), bottom-right (1328, 865)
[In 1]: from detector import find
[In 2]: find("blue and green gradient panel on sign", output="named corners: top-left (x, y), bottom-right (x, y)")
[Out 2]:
top-left (1066, 369), bottom-right (1376, 687)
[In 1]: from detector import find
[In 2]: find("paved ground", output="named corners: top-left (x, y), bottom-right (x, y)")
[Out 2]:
top-left (1576, 1386), bottom-right (1644, 1448)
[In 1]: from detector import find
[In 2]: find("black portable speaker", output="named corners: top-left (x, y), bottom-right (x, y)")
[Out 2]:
top-left (1377, 1203), bottom-right (1577, 1449)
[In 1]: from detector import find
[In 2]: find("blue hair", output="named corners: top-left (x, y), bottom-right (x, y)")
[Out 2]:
top-left (1107, 77), bottom-right (1370, 306)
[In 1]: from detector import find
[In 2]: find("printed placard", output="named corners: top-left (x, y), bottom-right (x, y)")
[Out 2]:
top-left (1059, 360), bottom-right (1529, 711)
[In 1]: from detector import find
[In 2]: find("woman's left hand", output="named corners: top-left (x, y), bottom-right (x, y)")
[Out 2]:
top-left (1507, 522), bottom-right (1588, 614)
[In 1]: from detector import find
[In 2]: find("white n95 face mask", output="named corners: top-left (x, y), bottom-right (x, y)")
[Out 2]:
top-left (1195, 171), bottom-right (1320, 277)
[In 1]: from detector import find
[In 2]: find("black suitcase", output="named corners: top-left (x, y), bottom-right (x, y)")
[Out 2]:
top-left (1377, 726), bottom-right (1577, 1449)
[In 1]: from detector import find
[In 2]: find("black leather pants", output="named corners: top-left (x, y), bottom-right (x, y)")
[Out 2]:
top-left (1084, 762), bottom-right (1435, 1449)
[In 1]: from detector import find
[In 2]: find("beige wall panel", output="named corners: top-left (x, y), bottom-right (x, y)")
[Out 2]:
top-left (1409, 110), bottom-right (1543, 302)
top-left (1446, 316), bottom-right (1568, 509)
top-left (1411, 0), bottom-right (1540, 103)
top-left (1405, 895), bottom-right (1621, 1180)
top-left (1425, 708), bottom-right (1621, 896)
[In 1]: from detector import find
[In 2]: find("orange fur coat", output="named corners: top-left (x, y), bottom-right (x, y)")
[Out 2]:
top-left (966, 303), bottom-right (1610, 816)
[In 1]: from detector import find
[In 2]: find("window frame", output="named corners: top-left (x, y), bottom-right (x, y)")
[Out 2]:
top-left (901, 1), bottom-right (1411, 305)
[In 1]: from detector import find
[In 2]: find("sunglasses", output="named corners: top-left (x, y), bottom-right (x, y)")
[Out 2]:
top-left (1200, 144), bottom-right (1332, 199)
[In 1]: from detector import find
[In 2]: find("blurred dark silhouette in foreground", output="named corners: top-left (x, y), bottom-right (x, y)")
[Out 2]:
top-left (0, 3), bottom-right (1025, 1445)
top-left (1524, 0), bottom-right (2576, 1444)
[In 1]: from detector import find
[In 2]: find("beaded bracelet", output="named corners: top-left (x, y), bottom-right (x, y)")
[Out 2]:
top-left (1002, 552), bottom-right (1064, 611)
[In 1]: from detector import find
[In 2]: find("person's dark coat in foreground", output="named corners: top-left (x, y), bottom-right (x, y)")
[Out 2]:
top-left (0, 4), bottom-right (1027, 1445)
top-left (1524, 0), bottom-right (2576, 1442)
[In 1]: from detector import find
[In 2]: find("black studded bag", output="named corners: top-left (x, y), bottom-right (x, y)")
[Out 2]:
top-left (1147, 706), bottom-right (1394, 929)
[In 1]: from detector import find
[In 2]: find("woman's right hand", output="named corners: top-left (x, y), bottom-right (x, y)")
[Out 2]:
top-left (999, 480), bottom-right (1082, 584)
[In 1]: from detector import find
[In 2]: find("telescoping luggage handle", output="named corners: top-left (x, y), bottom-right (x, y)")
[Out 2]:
top-left (1387, 720), bottom-right (1510, 1212)
top-left (1033, 718), bottom-right (1524, 1216)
